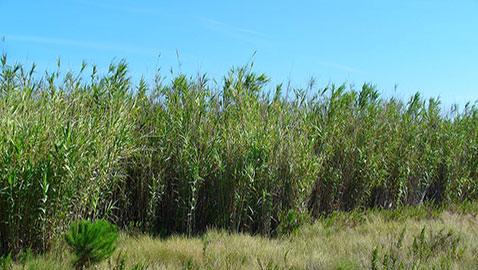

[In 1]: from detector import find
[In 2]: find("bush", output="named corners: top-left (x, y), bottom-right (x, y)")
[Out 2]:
top-left (277, 209), bottom-right (310, 236)
top-left (64, 219), bottom-right (118, 269)
top-left (0, 252), bottom-right (12, 270)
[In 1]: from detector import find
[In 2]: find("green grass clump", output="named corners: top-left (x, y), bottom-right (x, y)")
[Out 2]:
top-left (1, 54), bottom-right (478, 256)
top-left (64, 219), bottom-right (118, 269)
top-left (370, 225), bottom-right (467, 269)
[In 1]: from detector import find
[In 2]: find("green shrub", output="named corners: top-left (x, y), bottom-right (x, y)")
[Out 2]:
top-left (0, 252), bottom-right (12, 270)
top-left (64, 219), bottom-right (118, 269)
top-left (277, 209), bottom-right (310, 236)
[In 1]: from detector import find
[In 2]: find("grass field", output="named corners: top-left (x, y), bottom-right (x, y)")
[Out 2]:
top-left (1, 56), bottom-right (478, 268)
top-left (7, 204), bottom-right (478, 269)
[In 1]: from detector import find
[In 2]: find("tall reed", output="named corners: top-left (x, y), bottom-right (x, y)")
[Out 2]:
top-left (1, 56), bottom-right (477, 256)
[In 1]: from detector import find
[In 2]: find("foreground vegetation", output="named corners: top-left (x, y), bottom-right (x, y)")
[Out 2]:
top-left (5, 204), bottom-right (478, 269)
top-left (1, 55), bottom-right (478, 257)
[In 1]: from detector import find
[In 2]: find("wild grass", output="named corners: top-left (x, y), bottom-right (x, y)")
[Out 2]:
top-left (1, 55), bottom-right (478, 257)
top-left (9, 205), bottom-right (478, 269)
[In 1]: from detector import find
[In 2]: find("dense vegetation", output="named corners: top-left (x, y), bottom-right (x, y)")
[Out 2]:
top-left (1, 55), bottom-right (478, 256)
top-left (6, 205), bottom-right (478, 269)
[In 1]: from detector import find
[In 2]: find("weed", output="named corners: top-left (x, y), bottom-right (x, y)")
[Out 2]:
top-left (370, 226), bottom-right (466, 269)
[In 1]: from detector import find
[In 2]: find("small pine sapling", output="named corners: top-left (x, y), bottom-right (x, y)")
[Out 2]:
top-left (64, 219), bottom-right (118, 269)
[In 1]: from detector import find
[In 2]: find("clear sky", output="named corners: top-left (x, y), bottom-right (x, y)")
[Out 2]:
top-left (2, 0), bottom-right (478, 108)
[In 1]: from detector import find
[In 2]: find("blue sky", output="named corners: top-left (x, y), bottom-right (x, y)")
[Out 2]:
top-left (2, 0), bottom-right (478, 108)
